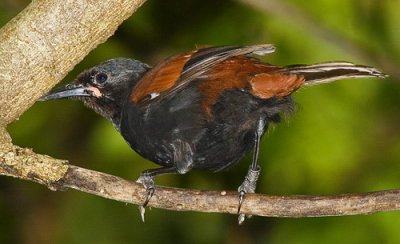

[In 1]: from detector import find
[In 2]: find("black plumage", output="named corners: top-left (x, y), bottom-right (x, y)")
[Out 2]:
top-left (39, 44), bottom-right (386, 223)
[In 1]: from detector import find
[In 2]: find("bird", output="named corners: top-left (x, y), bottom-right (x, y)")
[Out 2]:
top-left (38, 44), bottom-right (386, 224)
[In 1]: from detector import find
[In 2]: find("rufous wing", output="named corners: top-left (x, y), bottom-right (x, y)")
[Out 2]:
top-left (130, 44), bottom-right (276, 105)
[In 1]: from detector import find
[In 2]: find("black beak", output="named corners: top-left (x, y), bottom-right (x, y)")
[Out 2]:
top-left (38, 84), bottom-right (99, 101)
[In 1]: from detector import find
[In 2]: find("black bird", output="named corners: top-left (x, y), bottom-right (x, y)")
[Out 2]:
top-left (39, 44), bottom-right (386, 223)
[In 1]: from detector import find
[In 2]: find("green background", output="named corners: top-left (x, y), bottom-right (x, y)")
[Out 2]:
top-left (2, 0), bottom-right (400, 243)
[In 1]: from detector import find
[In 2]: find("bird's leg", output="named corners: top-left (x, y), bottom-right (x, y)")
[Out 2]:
top-left (136, 139), bottom-right (193, 221)
top-left (237, 118), bottom-right (265, 224)
top-left (136, 166), bottom-right (176, 221)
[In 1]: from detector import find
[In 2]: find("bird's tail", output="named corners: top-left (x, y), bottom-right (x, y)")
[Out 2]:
top-left (278, 62), bottom-right (387, 86)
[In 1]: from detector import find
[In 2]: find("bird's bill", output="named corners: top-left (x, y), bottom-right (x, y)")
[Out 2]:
top-left (38, 84), bottom-right (101, 101)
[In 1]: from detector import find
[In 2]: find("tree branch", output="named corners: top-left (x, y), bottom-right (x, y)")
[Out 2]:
top-left (1, 148), bottom-right (400, 217)
top-left (1, 0), bottom-right (399, 220)
top-left (0, 0), bottom-right (146, 126)
top-left (239, 0), bottom-right (400, 80)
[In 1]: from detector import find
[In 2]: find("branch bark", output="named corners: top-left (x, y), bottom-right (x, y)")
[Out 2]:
top-left (0, 0), bottom-right (146, 126)
top-left (1, 151), bottom-right (400, 217)
top-left (239, 0), bottom-right (400, 80)
top-left (0, 0), bottom-right (399, 220)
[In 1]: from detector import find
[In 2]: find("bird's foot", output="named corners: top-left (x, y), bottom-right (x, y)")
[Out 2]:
top-left (136, 174), bottom-right (155, 222)
top-left (237, 165), bottom-right (260, 225)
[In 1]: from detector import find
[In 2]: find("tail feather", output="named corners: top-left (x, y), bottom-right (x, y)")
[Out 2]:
top-left (278, 62), bottom-right (387, 86)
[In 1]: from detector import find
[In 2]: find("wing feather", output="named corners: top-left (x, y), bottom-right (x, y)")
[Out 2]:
top-left (130, 44), bottom-right (275, 105)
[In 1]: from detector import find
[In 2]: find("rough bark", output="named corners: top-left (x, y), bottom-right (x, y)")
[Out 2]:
top-left (1, 158), bottom-right (400, 218)
top-left (0, 0), bottom-right (146, 126)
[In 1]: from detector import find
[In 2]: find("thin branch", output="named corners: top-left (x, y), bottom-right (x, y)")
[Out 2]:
top-left (1, 147), bottom-right (400, 217)
top-left (239, 0), bottom-right (400, 80)
top-left (62, 167), bottom-right (400, 217)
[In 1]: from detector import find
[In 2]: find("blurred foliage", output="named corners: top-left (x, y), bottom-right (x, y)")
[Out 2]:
top-left (2, 0), bottom-right (400, 243)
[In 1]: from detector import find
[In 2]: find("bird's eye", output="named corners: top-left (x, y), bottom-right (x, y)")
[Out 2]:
top-left (95, 73), bottom-right (108, 84)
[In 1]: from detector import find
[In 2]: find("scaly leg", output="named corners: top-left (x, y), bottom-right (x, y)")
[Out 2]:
top-left (237, 118), bottom-right (265, 224)
top-left (136, 166), bottom-right (177, 221)
top-left (136, 139), bottom-right (194, 221)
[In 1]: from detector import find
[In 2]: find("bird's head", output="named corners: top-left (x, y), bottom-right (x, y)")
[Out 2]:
top-left (39, 58), bottom-right (150, 128)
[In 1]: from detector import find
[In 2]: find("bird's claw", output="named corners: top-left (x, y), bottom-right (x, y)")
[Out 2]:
top-left (238, 190), bottom-right (245, 214)
top-left (238, 213), bottom-right (246, 225)
top-left (136, 174), bottom-right (155, 222)
top-left (143, 186), bottom-right (155, 207)
top-left (238, 190), bottom-right (247, 225)
top-left (237, 165), bottom-right (260, 224)
top-left (138, 205), bottom-right (146, 222)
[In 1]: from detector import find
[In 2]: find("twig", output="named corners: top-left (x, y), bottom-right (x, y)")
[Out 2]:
top-left (239, 0), bottom-right (400, 80)
top-left (1, 145), bottom-right (400, 218)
